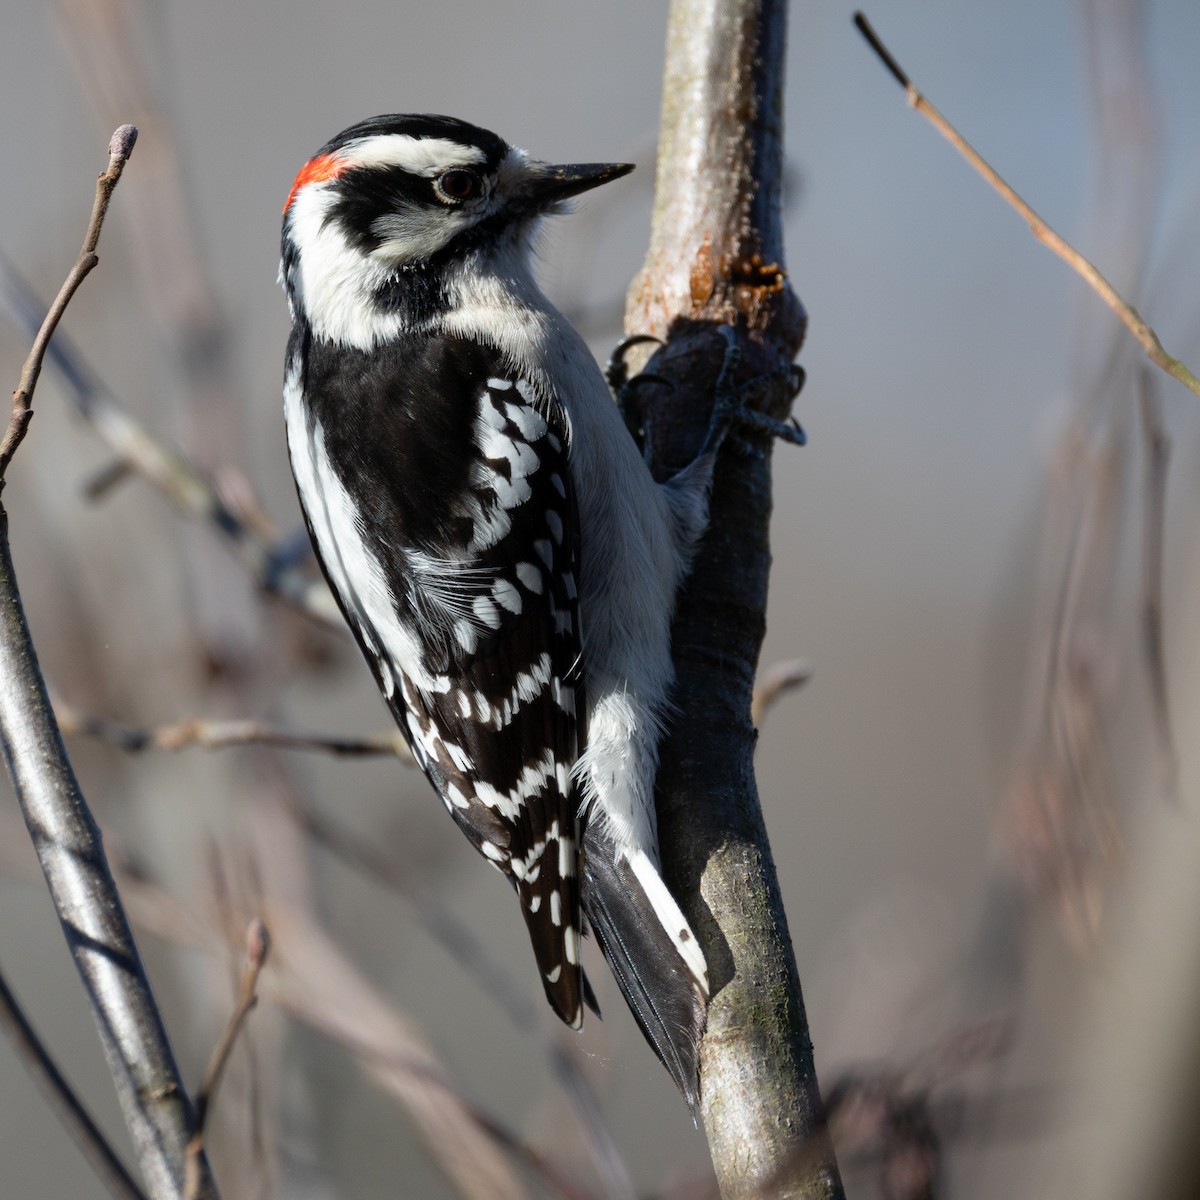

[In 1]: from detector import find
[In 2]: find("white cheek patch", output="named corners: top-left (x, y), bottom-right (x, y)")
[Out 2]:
top-left (284, 133), bottom-right (502, 338)
top-left (370, 207), bottom-right (473, 265)
top-left (286, 189), bottom-right (402, 349)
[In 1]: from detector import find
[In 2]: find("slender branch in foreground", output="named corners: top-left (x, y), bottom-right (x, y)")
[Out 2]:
top-left (0, 126), bottom-right (136, 481)
top-left (53, 695), bottom-right (415, 764)
top-left (0, 127), bottom-right (216, 1200)
top-left (627, 2), bottom-right (842, 1196)
top-left (853, 12), bottom-right (1200, 401)
top-left (184, 921), bottom-right (270, 1200)
top-left (0, 961), bottom-right (148, 1200)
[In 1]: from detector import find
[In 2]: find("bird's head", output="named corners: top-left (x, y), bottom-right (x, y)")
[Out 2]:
top-left (280, 114), bottom-right (633, 345)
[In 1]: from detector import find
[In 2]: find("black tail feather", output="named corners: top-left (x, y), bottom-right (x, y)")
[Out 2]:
top-left (581, 847), bottom-right (708, 1115)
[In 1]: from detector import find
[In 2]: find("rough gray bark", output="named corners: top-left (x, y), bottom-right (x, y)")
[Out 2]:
top-left (627, 2), bottom-right (844, 1197)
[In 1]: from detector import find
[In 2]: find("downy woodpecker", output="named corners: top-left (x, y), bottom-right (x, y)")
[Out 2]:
top-left (281, 114), bottom-right (718, 1108)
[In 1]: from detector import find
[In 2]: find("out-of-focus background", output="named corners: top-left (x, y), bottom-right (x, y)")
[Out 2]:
top-left (2, 1), bottom-right (1199, 1196)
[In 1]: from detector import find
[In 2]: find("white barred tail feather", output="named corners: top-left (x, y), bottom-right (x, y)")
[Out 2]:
top-left (583, 835), bottom-right (709, 1113)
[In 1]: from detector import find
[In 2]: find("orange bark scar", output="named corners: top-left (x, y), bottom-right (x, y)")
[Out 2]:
top-left (689, 234), bottom-right (716, 311)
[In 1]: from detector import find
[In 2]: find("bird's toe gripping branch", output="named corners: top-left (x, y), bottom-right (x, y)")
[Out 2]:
top-left (605, 333), bottom-right (663, 396)
top-left (609, 327), bottom-right (806, 469)
top-left (607, 335), bottom-right (676, 461)
top-left (700, 326), bottom-right (807, 462)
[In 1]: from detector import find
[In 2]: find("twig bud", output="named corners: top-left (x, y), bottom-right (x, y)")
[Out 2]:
top-left (244, 918), bottom-right (271, 972)
top-left (109, 125), bottom-right (138, 162)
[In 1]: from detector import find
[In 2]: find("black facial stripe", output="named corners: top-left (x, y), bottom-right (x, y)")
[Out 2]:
top-left (328, 161), bottom-right (523, 261)
top-left (327, 165), bottom-right (439, 254)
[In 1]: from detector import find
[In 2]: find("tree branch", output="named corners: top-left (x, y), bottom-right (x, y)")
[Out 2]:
top-left (627, 3), bottom-right (843, 1196)
top-left (0, 126), bottom-right (135, 481)
top-left (853, 12), bottom-right (1200, 402)
top-left (53, 695), bottom-right (414, 764)
top-left (0, 128), bottom-right (215, 1200)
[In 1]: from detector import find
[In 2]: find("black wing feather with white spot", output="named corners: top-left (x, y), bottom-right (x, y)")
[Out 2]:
top-left (292, 330), bottom-right (585, 1026)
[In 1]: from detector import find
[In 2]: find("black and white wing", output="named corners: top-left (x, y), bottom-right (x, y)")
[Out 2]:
top-left (286, 330), bottom-right (585, 1026)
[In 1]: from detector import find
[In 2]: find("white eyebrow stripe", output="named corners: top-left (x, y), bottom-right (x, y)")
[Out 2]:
top-left (340, 135), bottom-right (489, 176)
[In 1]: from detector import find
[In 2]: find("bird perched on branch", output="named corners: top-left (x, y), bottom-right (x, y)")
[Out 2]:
top-left (280, 114), bottom-right (722, 1109)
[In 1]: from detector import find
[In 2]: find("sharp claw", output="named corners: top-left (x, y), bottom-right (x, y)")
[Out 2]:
top-left (733, 408), bottom-right (808, 446)
top-left (605, 334), bottom-right (664, 393)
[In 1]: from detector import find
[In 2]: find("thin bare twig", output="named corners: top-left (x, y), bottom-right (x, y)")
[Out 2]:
top-left (53, 694), bottom-right (415, 764)
top-left (0, 125), bottom-right (136, 483)
top-left (0, 960), bottom-right (148, 1200)
top-left (853, 12), bottom-right (1200, 401)
top-left (0, 126), bottom-right (216, 1200)
top-left (184, 921), bottom-right (271, 1200)
top-left (1137, 369), bottom-right (1176, 797)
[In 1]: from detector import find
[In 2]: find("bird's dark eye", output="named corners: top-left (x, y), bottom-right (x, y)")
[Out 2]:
top-left (435, 169), bottom-right (482, 203)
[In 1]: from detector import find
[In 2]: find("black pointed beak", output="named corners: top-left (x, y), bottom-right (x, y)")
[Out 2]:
top-left (528, 161), bottom-right (635, 206)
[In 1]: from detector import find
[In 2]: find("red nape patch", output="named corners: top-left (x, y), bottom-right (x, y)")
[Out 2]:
top-left (283, 153), bottom-right (347, 214)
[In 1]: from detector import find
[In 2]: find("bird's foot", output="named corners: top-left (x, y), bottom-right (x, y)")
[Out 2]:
top-left (699, 326), bottom-right (807, 461)
top-left (607, 335), bottom-right (674, 463)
